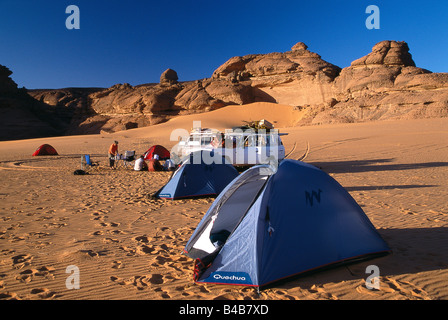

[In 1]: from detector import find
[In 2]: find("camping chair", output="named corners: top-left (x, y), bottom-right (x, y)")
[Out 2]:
top-left (122, 150), bottom-right (136, 168)
top-left (82, 155), bottom-right (100, 172)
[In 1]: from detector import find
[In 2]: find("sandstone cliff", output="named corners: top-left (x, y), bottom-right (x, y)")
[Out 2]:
top-left (311, 40), bottom-right (448, 125)
top-left (2, 40), bottom-right (447, 140)
top-left (0, 65), bottom-right (74, 140)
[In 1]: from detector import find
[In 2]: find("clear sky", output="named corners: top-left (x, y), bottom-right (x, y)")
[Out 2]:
top-left (1, 0), bottom-right (447, 89)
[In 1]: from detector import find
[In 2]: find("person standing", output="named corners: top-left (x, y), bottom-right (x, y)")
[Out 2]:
top-left (108, 141), bottom-right (119, 168)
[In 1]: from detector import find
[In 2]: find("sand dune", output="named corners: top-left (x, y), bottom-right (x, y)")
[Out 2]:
top-left (1, 102), bottom-right (448, 301)
top-left (115, 102), bottom-right (303, 144)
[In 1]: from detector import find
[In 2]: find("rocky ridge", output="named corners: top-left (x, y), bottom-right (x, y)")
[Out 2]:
top-left (2, 40), bottom-right (448, 140)
top-left (0, 65), bottom-right (76, 140)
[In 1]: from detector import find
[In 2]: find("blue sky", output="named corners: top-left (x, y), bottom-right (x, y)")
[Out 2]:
top-left (0, 0), bottom-right (447, 89)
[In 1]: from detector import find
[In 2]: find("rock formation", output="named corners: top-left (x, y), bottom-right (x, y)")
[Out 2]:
top-left (0, 65), bottom-right (18, 93)
top-left (211, 42), bottom-right (341, 107)
top-left (160, 68), bottom-right (179, 85)
top-left (0, 65), bottom-right (74, 140)
top-left (310, 40), bottom-right (448, 125)
top-left (2, 40), bottom-right (447, 140)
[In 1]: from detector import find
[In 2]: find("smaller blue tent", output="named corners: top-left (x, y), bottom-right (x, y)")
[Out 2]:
top-left (183, 160), bottom-right (391, 288)
top-left (154, 150), bottom-right (239, 200)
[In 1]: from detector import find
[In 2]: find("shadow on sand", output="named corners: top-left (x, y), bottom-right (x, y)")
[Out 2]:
top-left (344, 184), bottom-right (438, 192)
top-left (310, 158), bottom-right (448, 174)
top-left (277, 227), bottom-right (448, 290)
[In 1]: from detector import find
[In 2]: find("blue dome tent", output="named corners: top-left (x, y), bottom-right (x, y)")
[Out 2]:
top-left (183, 159), bottom-right (391, 289)
top-left (154, 150), bottom-right (239, 200)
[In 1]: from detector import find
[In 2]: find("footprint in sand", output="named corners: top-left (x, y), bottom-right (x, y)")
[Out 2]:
top-left (154, 287), bottom-right (171, 298)
top-left (28, 231), bottom-right (50, 238)
top-left (16, 266), bottom-right (55, 283)
top-left (0, 291), bottom-right (20, 300)
top-left (103, 237), bottom-right (120, 244)
top-left (110, 275), bottom-right (149, 290)
top-left (213, 294), bottom-right (240, 300)
top-left (80, 249), bottom-right (107, 257)
top-left (6, 223), bottom-right (24, 231)
top-left (356, 277), bottom-right (430, 300)
top-left (16, 269), bottom-right (37, 283)
top-left (173, 285), bottom-right (194, 297)
top-left (198, 286), bottom-right (211, 294)
top-left (90, 210), bottom-right (109, 221)
top-left (118, 246), bottom-right (137, 256)
top-left (382, 277), bottom-right (430, 300)
top-left (30, 288), bottom-right (56, 299)
top-left (133, 235), bottom-right (151, 243)
top-left (136, 245), bottom-right (156, 255)
top-left (1, 249), bottom-right (15, 257)
top-left (44, 222), bottom-right (67, 229)
top-left (109, 275), bottom-right (122, 283)
top-left (356, 283), bottom-right (382, 295)
top-left (111, 260), bottom-right (124, 269)
top-left (91, 213), bottom-right (104, 221)
top-left (10, 235), bottom-right (26, 243)
top-left (110, 273), bottom-right (166, 291)
top-left (270, 289), bottom-right (297, 300)
top-left (11, 254), bottom-right (33, 269)
top-left (108, 229), bottom-right (126, 235)
top-left (150, 255), bottom-right (173, 267)
top-left (83, 202), bottom-right (95, 209)
top-left (35, 215), bottom-right (53, 221)
top-left (129, 243), bottom-right (168, 256)
top-left (149, 274), bottom-right (164, 285)
top-left (400, 208), bottom-right (417, 215)
top-left (99, 222), bottom-right (120, 228)
top-left (308, 284), bottom-right (338, 300)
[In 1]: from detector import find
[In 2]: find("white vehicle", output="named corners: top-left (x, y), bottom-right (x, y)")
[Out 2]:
top-left (175, 126), bottom-right (287, 166)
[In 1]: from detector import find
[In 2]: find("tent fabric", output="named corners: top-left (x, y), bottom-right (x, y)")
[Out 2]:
top-left (144, 145), bottom-right (170, 160)
top-left (183, 159), bottom-right (391, 288)
top-left (184, 165), bottom-right (273, 260)
top-left (32, 144), bottom-right (58, 156)
top-left (154, 151), bottom-right (239, 200)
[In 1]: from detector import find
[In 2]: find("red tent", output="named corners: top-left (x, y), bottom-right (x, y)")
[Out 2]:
top-left (144, 145), bottom-right (170, 160)
top-left (32, 144), bottom-right (59, 156)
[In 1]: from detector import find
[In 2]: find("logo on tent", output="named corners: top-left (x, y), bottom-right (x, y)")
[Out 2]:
top-left (206, 272), bottom-right (252, 285)
top-left (305, 189), bottom-right (322, 207)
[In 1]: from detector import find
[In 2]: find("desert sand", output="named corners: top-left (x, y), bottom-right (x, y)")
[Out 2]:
top-left (1, 102), bottom-right (447, 301)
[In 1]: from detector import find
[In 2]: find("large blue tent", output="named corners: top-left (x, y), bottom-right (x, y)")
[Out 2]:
top-left (183, 159), bottom-right (391, 288)
top-left (154, 150), bottom-right (239, 200)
